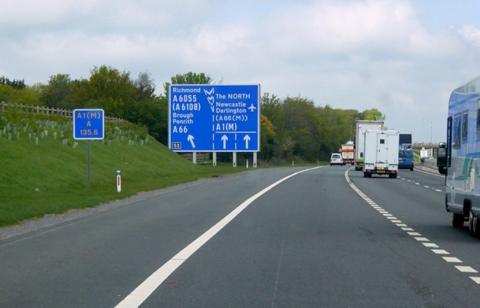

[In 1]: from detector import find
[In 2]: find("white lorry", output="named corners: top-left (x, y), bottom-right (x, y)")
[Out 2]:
top-left (363, 129), bottom-right (399, 178)
top-left (354, 120), bottom-right (384, 171)
top-left (340, 141), bottom-right (355, 165)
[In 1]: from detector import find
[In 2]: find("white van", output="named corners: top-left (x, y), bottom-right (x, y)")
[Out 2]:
top-left (330, 153), bottom-right (344, 166)
top-left (363, 129), bottom-right (399, 178)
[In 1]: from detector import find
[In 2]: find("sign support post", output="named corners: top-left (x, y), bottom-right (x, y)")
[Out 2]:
top-left (192, 152), bottom-right (197, 164)
top-left (73, 108), bottom-right (105, 191)
top-left (212, 152), bottom-right (217, 167)
top-left (87, 140), bottom-right (92, 190)
top-left (233, 152), bottom-right (237, 168)
top-left (253, 152), bottom-right (257, 168)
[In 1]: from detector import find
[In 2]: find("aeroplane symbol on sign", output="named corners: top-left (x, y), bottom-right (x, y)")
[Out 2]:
top-left (248, 104), bottom-right (256, 112)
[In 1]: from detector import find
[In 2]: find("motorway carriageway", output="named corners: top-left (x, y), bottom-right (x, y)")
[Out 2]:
top-left (1, 166), bottom-right (480, 307)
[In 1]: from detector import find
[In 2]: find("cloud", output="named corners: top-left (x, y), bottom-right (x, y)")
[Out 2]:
top-left (459, 25), bottom-right (480, 46)
top-left (1, 0), bottom-right (479, 142)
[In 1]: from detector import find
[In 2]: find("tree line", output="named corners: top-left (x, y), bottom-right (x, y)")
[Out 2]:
top-left (0, 66), bottom-right (383, 161)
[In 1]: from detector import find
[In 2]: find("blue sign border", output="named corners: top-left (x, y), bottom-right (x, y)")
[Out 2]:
top-left (73, 108), bottom-right (105, 140)
top-left (168, 84), bottom-right (261, 152)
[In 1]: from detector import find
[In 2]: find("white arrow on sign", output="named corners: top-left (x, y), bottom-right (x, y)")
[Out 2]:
top-left (243, 134), bottom-right (251, 149)
top-left (187, 134), bottom-right (196, 149)
top-left (221, 134), bottom-right (228, 149)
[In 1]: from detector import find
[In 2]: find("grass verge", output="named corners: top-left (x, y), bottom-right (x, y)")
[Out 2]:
top-left (0, 111), bottom-right (241, 226)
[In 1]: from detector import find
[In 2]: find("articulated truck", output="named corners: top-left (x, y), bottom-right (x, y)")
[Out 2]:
top-left (363, 129), bottom-right (399, 178)
top-left (354, 120), bottom-right (384, 171)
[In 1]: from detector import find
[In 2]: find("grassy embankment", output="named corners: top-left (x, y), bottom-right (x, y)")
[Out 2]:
top-left (0, 110), bottom-right (241, 227)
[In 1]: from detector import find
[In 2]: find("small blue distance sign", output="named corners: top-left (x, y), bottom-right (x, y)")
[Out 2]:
top-left (169, 85), bottom-right (260, 152)
top-left (73, 109), bottom-right (105, 140)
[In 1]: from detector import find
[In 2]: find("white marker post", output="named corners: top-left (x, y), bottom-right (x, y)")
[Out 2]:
top-left (212, 152), bottom-right (217, 167)
top-left (233, 152), bottom-right (237, 168)
top-left (192, 152), bottom-right (197, 164)
top-left (116, 170), bottom-right (121, 193)
top-left (253, 152), bottom-right (258, 168)
top-left (246, 159), bottom-right (249, 169)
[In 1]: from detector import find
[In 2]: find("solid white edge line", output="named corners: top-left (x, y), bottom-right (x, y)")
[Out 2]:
top-left (115, 166), bottom-right (321, 308)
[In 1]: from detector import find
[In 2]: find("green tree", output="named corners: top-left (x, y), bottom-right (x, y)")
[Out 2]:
top-left (41, 74), bottom-right (71, 108)
top-left (361, 108), bottom-right (385, 121)
top-left (163, 72), bottom-right (212, 97)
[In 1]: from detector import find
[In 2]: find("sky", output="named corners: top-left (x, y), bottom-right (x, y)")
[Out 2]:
top-left (1, 0), bottom-right (480, 142)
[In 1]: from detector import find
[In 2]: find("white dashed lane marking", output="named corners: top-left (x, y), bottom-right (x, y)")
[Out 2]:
top-left (423, 242), bottom-right (439, 248)
top-left (432, 249), bottom-right (450, 255)
top-left (414, 237), bottom-right (430, 242)
top-left (408, 232), bottom-right (421, 236)
top-left (344, 169), bottom-right (480, 287)
top-left (455, 266), bottom-right (478, 273)
top-left (443, 257), bottom-right (462, 263)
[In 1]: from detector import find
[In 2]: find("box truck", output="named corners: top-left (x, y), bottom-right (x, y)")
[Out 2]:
top-left (354, 120), bottom-right (384, 171)
top-left (340, 141), bottom-right (355, 165)
top-left (363, 129), bottom-right (399, 178)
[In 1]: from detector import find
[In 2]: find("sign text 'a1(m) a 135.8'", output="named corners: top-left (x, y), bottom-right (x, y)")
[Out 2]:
top-left (73, 109), bottom-right (105, 140)
top-left (168, 85), bottom-right (260, 152)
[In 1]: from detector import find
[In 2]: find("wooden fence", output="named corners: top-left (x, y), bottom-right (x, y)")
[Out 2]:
top-left (0, 101), bottom-right (124, 122)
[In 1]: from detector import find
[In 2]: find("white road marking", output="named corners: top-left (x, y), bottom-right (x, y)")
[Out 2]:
top-left (443, 257), bottom-right (462, 263)
top-left (115, 166), bottom-right (321, 308)
top-left (435, 189), bottom-right (442, 192)
top-left (415, 168), bottom-right (444, 178)
top-left (455, 266), bottom-right (478, 273)
top-left (345, 169), bottom-right (478, 287)
top-left (407, 232), bottom-right (421, 236)
top-left (431, 249), bottom-right (450, 255)
top-left (414, 237), bottom-right (429, 242)
top-left (470, 277), bottom-right (480, 284)
top-left (424, 185), bottom-right (429, 188)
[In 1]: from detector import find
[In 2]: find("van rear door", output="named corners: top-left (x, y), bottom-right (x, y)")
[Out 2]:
top-left (376, 133), bottom-right (388, 170)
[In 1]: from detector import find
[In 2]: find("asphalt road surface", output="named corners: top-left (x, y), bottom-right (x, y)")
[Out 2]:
top-left (1, 166), bottom-right (480, 307)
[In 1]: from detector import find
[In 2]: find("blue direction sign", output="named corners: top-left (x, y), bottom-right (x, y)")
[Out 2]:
top-left (73, 109), bottom-right (105, 140)
top-left (169, 85), bottom-right (260, 152)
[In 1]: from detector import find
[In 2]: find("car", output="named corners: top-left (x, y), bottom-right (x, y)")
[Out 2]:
top-left (330, 153), bottom-right (344, 166)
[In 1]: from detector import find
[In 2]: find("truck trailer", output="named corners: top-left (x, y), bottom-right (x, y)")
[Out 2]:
top-left (354, 120), bottom-right (384, 171)
top-left (340, 141), bottom-right (355, 165)
top-left (363, 129), bottom-right (399, 178)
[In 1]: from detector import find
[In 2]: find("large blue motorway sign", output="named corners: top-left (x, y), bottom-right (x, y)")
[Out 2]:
top-left (169, 85), bottom-right (260, 152)
top-left (73, 109), bottom-right (105, 140)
